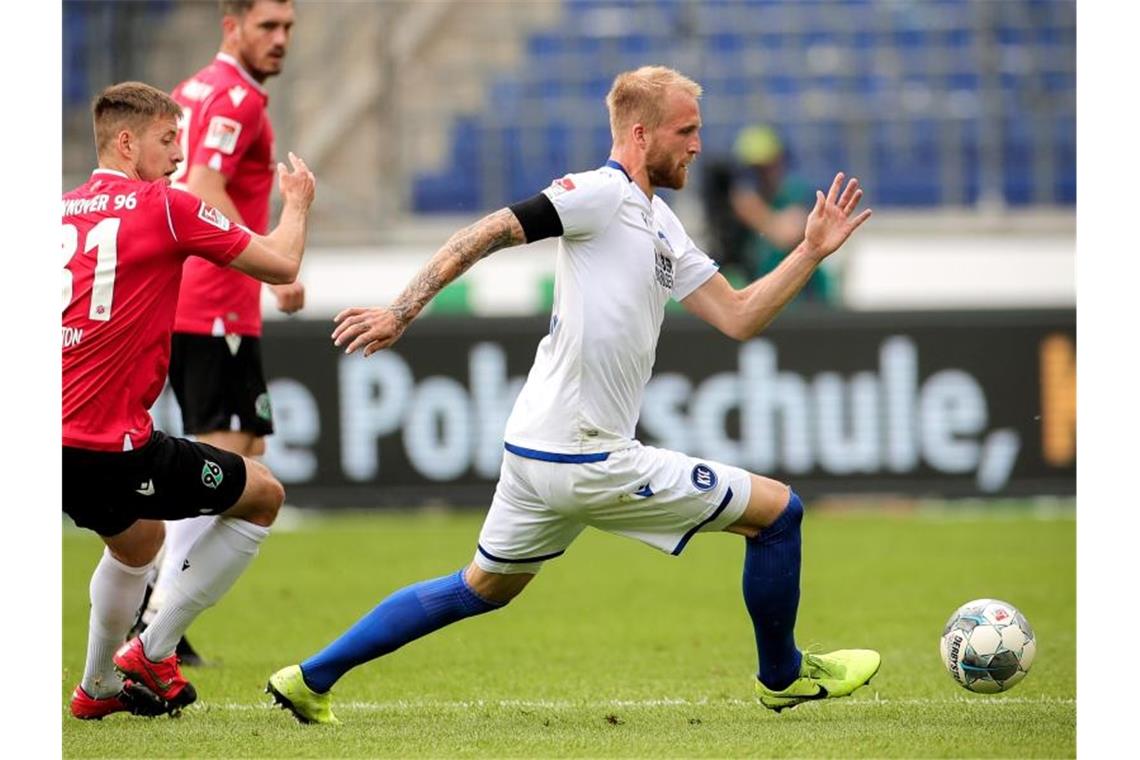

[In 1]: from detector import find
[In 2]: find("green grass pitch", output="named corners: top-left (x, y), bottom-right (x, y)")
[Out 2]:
top-left (62, 506), bottom-right (1075, 758)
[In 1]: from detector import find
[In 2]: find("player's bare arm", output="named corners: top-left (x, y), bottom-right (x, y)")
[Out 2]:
top-left (683, 171), bottom-right (871, 340)
top-left (188, 163), bottom-right (306, 314)
top-left (333, 207), bottom-right (526, 357)
top-left (229, 152), bottom-right (315, 284)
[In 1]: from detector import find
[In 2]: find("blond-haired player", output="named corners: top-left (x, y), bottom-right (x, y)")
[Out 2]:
top-left (267, 66), bottom-right (877, 724)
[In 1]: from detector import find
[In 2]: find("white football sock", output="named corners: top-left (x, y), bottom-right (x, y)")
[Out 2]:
top-left (140, 517), bottom-right (270, 660)
top-left (144, 515), bottom-right (215, 625)
top-left (81, 548), bottom-right (153, 698)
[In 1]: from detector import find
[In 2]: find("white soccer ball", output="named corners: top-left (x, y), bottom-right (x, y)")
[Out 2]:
top-left (939, 598), bottom-right (1036, 693)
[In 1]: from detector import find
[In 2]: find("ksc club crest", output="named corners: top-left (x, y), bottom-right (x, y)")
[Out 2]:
top-left (201, 460), bottom-right (224, 489)
top-left (691, 463), bottom-right (717, 491)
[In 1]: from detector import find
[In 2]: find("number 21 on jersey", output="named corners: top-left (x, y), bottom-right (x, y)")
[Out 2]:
top-left (62, 218), bottom-right (120, 322)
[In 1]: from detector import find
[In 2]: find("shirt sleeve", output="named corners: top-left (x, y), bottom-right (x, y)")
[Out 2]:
top-left (657, 206), bottom-right (718, 301)
top-left (165, 186), bottom-right (252, 266)
top-left (672, 239), bottom-right (719, 301)
top-left (187, 90), bottom-right (264, 180)
top-left (540, 170), bottom-right (625, 240)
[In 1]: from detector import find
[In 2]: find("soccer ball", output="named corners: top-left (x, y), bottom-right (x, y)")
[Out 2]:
top-left (939, 598), bottom-right (1036, 693)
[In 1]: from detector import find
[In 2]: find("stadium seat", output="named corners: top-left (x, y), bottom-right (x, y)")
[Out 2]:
top-left (409, 0), bottom-right (1074, 212)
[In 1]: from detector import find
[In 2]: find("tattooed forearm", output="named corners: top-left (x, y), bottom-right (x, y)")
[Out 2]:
top-left (389, 208), bottom-right (526, 326)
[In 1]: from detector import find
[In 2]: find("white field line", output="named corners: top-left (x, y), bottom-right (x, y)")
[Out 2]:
top-left (200, 696), bottom-right (1074, 713)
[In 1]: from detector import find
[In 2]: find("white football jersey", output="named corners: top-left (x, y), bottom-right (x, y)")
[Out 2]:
top-left (503, 162), bottom-right (719, 456)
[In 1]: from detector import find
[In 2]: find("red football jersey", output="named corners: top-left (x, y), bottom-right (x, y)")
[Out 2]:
top-left (62, 170), bottom-right (251, 451)
top-left (170, 53), bottom-right (275, 337)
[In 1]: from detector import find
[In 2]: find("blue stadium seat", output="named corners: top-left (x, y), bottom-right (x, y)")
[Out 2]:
top-left (410, 0), bottom-right (1074, 211)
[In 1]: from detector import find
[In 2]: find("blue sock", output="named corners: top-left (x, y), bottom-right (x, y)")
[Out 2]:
top-left (300, 569), bottom-right (503, 693)
top-left (742, 490), bottom-right (804, 690)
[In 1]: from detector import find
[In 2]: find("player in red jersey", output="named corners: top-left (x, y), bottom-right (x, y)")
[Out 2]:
top-left (63, 81), bottom-right (315, 718)
top-left (136, 0), bottom-right (301, 664)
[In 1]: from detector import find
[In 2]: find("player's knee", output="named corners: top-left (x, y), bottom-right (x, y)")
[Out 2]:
top-left (107, 520), bottom-right (165, 567)
top-left (464, 564), bottom-right (533, 604)
top-left (784, 489), bottom-right (804, 526)
top-left (728, 474), bottom-right (793, 536)
top-left (229, 459), bottom-right (284, 527)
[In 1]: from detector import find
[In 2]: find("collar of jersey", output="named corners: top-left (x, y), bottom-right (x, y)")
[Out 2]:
top-left (214, 52), bottom-right (268, 96)
top-left (603, 159), bottom-right (654, 210)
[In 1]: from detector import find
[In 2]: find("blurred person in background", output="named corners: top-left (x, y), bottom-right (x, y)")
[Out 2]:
top-left (132, 0), bottom-right (303, 665)
top-left (264, 66), bottom-right (876, 725)
top-left (63, 81), bottom-right (315, 719)
top-left (703, 125), bottom-right (836, 305)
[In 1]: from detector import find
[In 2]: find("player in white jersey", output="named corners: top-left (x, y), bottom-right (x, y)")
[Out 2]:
top-left (266, 66), bottom-right (878, 723)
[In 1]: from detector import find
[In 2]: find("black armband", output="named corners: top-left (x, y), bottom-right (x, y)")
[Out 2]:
top-left (508, 192), bottom-right (563, 243)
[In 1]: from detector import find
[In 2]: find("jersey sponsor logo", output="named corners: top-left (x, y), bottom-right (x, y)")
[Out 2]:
top-left (228, 84), bottom-right (249, 108)
top-left (691, 463), bottom-right (718, 491)
top-left (547, 176), bottom-right (576, 197)
top-left (135, 479), bottom-right (155, 496)
top-left (201, 460), bottom-right (224, 489)
top-left (197, 201), bottom-right (232, 231)
top-left (655, 251), bottom-right (675, 289)
top-left (634, 482), bottom-right (654, 498)
top-left (204, 115), bottom-right (242, 155)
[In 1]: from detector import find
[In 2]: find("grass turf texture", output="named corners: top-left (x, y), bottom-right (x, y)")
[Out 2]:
top-left (62, 507), bottom-right (1075, 758)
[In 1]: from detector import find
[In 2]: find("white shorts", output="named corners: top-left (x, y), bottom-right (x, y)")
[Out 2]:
top-left (473, 442), bottom-right (753, 574)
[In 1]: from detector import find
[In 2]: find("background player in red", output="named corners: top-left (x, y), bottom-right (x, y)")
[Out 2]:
top-left (137, 0), bottom-right (301, 663)
top-left (63, 81), bottom-right (316, 719)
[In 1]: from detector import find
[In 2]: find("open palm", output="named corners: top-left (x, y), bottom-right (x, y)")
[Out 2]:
top-left (803, 172), bottom-right (873, 261)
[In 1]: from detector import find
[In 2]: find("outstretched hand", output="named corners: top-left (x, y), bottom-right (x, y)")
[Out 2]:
top-left (332, 306), bottom-right (405, 357)
top-left (802, 172), bottom-right (873, 261)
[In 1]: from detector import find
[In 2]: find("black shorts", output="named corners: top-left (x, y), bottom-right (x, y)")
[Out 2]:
top-left (169, 333), bottom-right (275, 437)
top-left (62, 431), bottom-right (248, 537)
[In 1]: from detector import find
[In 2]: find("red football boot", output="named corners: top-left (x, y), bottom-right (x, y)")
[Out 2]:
top-left (69, 681), bottom-right (167, 720)
top-left (113, 637), bottom-right (198, 712)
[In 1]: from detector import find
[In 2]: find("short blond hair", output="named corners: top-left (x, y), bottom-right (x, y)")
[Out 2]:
top-left (220, 0), bottom-right (291, 17)
top-left (92, 81), bottom-right (182, 155)
top-left (605, 66), bottom-right (703, 142)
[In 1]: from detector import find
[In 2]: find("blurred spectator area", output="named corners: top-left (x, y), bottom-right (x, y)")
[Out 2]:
top-left (412, 0), bottom-right (1075, 212)
top-left (63, 0), bottom-right (1075, 238)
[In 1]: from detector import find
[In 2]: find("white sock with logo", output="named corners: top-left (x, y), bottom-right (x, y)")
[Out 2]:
top-left (144, 516), bottom-right (216, 625)
top-left (140, 517), bottom-right (270, 660)
top-left (82, 548), bottom-right (153, 698)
